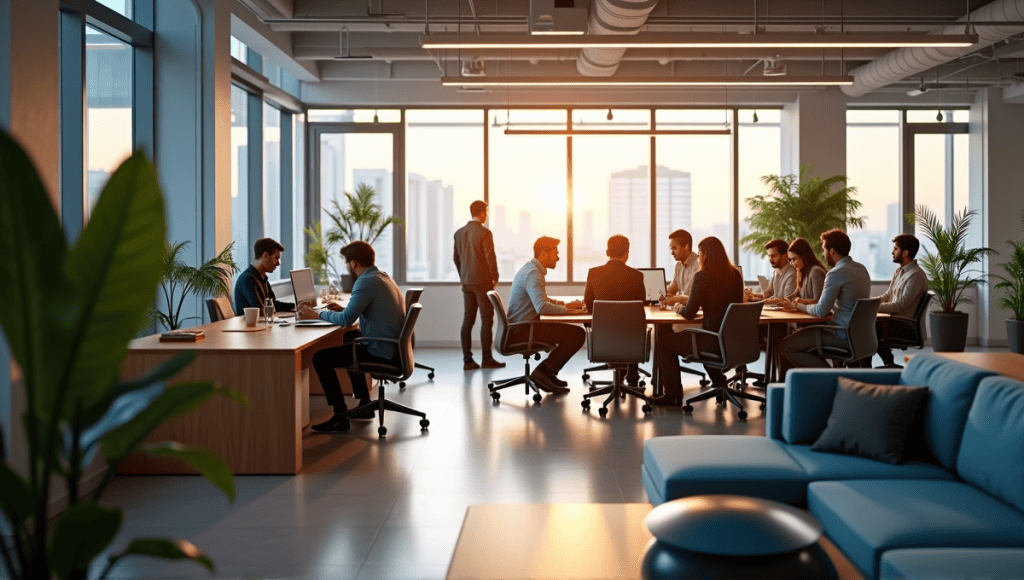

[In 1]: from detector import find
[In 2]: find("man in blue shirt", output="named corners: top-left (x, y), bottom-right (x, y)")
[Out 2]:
top-left (234, 238), bottom-right (295, 315)
top-left (506, 236), bottom-right (586, 393)
top-left (779, 228), bottom-right (871, 373)
top-left (298, 241), bottom-right (405, 432)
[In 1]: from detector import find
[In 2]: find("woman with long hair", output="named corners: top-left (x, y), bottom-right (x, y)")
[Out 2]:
top-left (785, 237), bottom-right (827, 304)
top-left (653, 236), bottom-right (744, 406)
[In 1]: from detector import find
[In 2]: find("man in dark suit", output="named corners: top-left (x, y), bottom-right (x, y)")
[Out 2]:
top-left (583, 235), bottom-right (646, 385)
top-left (453, 200), bottom-right (505, 371)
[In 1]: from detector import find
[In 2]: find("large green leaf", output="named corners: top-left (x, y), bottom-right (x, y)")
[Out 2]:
top-left (80, 352), bottom-right (197, 428)
top-left (105, 538), bottom-right (214, 576)
top-left (0, 463), bottom-right (31, 524)
top-left (57, 150), bottom-right (166, 418)
top-left (48, 501), bottom-right (122, 580)
top-left (142, 442), bottom-right (236, 502)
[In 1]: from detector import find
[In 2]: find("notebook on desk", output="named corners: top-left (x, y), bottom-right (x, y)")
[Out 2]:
top-left (637, 268), bottom-right (668, 305)
top-left (289, 268), bottom-right (326, 311)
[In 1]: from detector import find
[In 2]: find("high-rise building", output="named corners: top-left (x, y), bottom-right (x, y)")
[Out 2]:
top-left (407, 172), bottom-right (456, 281)
top-left (608, 165), bottom-right (691, 267)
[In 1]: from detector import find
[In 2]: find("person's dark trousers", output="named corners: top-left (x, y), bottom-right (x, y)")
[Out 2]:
top-left (876, 317), bottom-right (918, 366)
top-left (657, 331), bottom-right (727, 399)
top-left (461, 283), bottom-right (495, 363)
top-left (508, 322), bottom-right (585, 374)
top-left (312, 330), bottom-right (397, 412)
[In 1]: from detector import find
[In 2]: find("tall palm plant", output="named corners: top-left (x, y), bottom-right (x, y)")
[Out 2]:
top-left (741, 165), bottom-right (865, 264)
top-left (324, 183), bottom-right (404, 248)
top-left (154, 241), bottom-right (237, 330)
top-left (993, 211), bottom-right (1024, 321)
top-left (912, 205), bottom-right (994, 313)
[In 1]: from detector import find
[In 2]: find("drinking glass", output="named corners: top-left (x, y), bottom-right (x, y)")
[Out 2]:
top-left (263, 297), bottom-right (275, 329)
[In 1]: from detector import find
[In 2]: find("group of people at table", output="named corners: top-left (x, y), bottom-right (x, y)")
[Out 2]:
top-left (229, 199), bottom-right (928, 431)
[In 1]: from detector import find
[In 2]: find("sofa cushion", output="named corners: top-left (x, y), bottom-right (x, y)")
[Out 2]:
top-left (899, 353), bottom-right (996, 469)
top-left (642, 436), bottom-right (809, 505)
top-left (810, 377), bottom-right (929, 464)
top-left (782, 368), bottom-right (903, 445)
top-left (956, 375), bottom-right (1024, 513)
top-left (880, 548), bottom-right (1024, 580)
top-left (782, 445), bottom-right (955, 482)
top-left (807, 480), bottom-right (1024, 579)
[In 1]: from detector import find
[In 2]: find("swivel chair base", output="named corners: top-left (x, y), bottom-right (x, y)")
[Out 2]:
top-left (582, 368), bottom-right (654, 416)
top-left (585, 365), bottom-right (651, 393)
top-left (335, 385), bottom-right (429, 437)
top-left (682, 368), bottom-right (765, 421)
top-left (488, 355), bottom-right (545, 404)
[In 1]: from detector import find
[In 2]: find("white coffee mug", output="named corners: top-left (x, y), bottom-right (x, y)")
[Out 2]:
top-left (243, 307), bottom-right (259, 327)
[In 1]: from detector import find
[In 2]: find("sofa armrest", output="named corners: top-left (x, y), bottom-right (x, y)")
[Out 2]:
top-left (781, 368), bottom-right (903, 444)
top-left (766, 384), bottom-right (786, 441)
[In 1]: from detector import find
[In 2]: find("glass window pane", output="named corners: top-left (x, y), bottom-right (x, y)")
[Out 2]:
top-left (405, 109), bottom-right (483, 282)
top-left (653, 110), bottom-right (733, 273)
top-left (914, 133), bottom-right (970, 259)
top-left (907, 109), bottom-right (968, 123)
top-left (85, 25), bottom-right (132, 220)
top-left (230, 37), bottom-right (247, 65)
top-left (489, 110), bottom-right (568, 283)
top-left (97, 0), bottom-right (131, 18)
top-left (572, 109), bottom-right (651, 279)
top-left (231, 85), bottom-right (249, 266)
top-left (847, 114), bottom-right (900, 280)
top-left (737, 111), bottom-right (782, 281)
top-left (847, 110), bottom-right (900, 123)
top-left (263, 103), bottom-right (282, 279)
top-left (293, 113), bottom-right (306, 275)
top-left (308, 109), bottom-right (401, 123)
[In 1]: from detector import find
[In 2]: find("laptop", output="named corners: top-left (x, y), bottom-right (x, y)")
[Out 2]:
top-left (757, 274), bottom-right (771, 294)
top-left (637, 268), bottom-right (668, 305)
top-left (289, 268), bottom-right (326, 311)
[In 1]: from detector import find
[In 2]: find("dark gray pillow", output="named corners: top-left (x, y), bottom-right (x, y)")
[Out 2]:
top-left (811, 377), bottom-right (928, 465)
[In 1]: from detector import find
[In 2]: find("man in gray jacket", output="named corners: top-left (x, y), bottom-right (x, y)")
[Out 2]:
top-left (453, 200), bottom-right (505, 371)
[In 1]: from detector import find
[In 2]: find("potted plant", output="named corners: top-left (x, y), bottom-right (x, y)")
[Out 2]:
top-left (153, 240), bottom-right (238, 330)
top-left (741, 165), bottom-right (865, 264)
top-left (912, 205), bottom-right (994, 352)
top-left (317, 183), bottom-right (403, 292)
top-left (0, 131), bottom-right (245, 578)
top-left (303, 221), bottom-right (342, 286)
top-left (993, 211), bottom-right (1024, 354)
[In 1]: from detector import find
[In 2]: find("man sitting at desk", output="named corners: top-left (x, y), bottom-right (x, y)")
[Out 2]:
top-left (298, 241), bottom-right (405, 433)
top-left (874, 234), bottom-right (929, 368)
top-left (751, 238), bottom-right (797, 302)
top-left (583, 235), bottom-right (646, 386)
top-left (234, 237), bottom-right (295, 315)
top-left (507, 236), bottom-right (586, 394)
top-left (661, 229), bottom-right (698, 306)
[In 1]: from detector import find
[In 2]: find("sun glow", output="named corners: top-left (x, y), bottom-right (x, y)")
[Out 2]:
top-left (539, 180), bottom-right (568, 213)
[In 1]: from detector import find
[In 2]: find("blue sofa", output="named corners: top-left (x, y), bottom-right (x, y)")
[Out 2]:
top-left (642, 354), bottom-right (1024, 579)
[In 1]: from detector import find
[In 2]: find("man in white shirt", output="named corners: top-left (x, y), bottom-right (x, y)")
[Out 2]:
top-left (875, 234), bottom-right (930, 368)
top-left (663, 229), bottom-right (698, 306)
top-left (751, 238), bottom-right (797, 301)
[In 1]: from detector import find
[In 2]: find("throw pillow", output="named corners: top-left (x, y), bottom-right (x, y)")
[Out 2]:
top-left (811, 377), bottom-right (928, 464)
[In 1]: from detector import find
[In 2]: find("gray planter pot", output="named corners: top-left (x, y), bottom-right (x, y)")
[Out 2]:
top-left (1007, 319), bottom-right (1024, 355)
top-left (930, 311), bottom-right (969, 352)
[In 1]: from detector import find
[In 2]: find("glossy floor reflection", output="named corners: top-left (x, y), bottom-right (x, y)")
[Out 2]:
top-left (94, 347), bottom-right (949, 579)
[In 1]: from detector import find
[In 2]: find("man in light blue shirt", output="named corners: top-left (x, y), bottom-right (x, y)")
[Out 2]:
top-left (298, 241), bottom-right (405, 432)
top-left (780, 229), bottom-right (871, 372)
top-left (506, 236), bottom-right (586, 393)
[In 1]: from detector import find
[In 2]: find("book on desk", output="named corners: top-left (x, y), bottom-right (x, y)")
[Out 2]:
top-left (159, 329), bottom-right (205, 342)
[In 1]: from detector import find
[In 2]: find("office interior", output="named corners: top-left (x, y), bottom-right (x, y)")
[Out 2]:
top-left (2, 0), bottom-right (1024, 578)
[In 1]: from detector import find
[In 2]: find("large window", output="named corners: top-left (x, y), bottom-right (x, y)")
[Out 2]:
top-left (85, 25), bottom-right (133, 219)
top-left (405, 109), bottom-right (483, 282)
top-left (737, 109), bottom-right (783, 280)
top-left (263, 102), bottom-right (282, 278)
top-left (230, 85), bottom-right (249, 265)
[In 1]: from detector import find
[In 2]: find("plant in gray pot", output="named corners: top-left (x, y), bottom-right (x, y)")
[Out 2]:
top-left (912, 205), bottom-right (994, 352)
top-left (322, 183), bottom-right (403, 292)
top-left (993, 211), bottom-right (1024, 354)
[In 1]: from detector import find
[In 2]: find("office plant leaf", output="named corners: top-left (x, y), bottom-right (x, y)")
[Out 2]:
top-left (102, 538), bottom-right (214, 578)
top-left (47, 502), bottom-right (122, 580)
top-left (141, 442), bottom-right (236, 502)
top-left (912, 205), bottom-right (993, 313)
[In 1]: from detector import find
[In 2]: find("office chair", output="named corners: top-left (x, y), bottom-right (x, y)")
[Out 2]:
top-left (399, 287), bottom-right (434, 387)
top-left (486, 291), bottom-right (554, 404)
top-left (680, 301), bottom-right (765, 420)
top-left (206, 296), bottom-right (233, 322)
top-left (803, 297), bottom-right (882, 369)
top-left (876, 290), bottom-right (934, 365)
top-left (334, 303), bottom-right (429, 437)
top-left (582, 301), bottom-right (654, 416)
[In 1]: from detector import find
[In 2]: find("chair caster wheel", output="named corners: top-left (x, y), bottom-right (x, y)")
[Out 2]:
top-left (378, 426), bottom-right (387, 437)
top-left (683, 404), bottom-right (693, 413)
top-left (399, 382), bottom-right (406, 389)
top-left (488, 382), bottom-right (495, 390)
top-left (639, 380), bottom-right (645, 388)
top-left (428, 372), bottom-right (434, 380)
top-left (420, 419), bottom-right (430, 429)
top-left (642, 404), bottom-right (652, 414)
top-left (738, 410), bottom-right (748, 420)
top-left (535, 353), bottom-right (541, 360)
top-left (582, 400), bottom-right (590, 410)
top-left (533, 393), bottom-right (542, 403)
top-left (491, 392), bottom-right (500, 401)
top-left (598, 407), bottom-right (608, 417)
top-left (760, 403), bottom-right (766, 410)
top-left (582, 373), bottom-right (590, 381)
top-left (716, 396), bottom-right (724, 404)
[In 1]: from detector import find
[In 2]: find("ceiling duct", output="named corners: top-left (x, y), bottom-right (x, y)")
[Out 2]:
top-left (576, 0), bottom-right (659, 76)
top-left (843, 0), bottom-right (1024, 97)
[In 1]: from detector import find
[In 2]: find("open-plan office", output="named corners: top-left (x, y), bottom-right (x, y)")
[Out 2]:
top-left (3, 0), bottom-right (1024, 578)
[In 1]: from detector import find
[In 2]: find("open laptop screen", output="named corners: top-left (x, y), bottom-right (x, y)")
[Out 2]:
top-left (289, 268), bottom-right (317, 306)
top-left (637, 268), bottom-right (668, 304)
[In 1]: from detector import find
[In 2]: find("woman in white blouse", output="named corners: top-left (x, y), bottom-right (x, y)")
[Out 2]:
top-left (785, 237), bottom-right (827, 303)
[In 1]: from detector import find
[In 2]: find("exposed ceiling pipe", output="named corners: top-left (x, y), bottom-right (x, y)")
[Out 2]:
top-left (352, 46), bottom-right (886, 63)
top-left (843, 0), bottom-right (1024, 97)
top-left (577, 0), bottom-right (659, 76)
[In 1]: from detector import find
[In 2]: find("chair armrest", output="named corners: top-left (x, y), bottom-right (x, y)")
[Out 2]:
top-left (781, 368), bottom-right (904, 444)
top-left (644, 328), bottom-right (652, 360)
top-left (351, 337), bottom-right (400, 346)
top-left (766, 384), bottom-right (786, 441)
top-left (503, 320), bottom-right (555, 353)
top-left (682, 328), bottom-right (718, 360)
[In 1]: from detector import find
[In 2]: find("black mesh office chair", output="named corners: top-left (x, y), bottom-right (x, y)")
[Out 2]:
top-left (206, 296), bottom-right (233, 321)
top-left (486, 291), bottom-right (554, 404)
top-left (804, 297), bottom-right (882, 368)
top-left (582, 301), bottom-right (654, 416)
top-left (877, 290), bottom-right (934, 363)
top-left (680, 301), bottom-right (765, 420)
top-left (334, 303), bottom-right (429, 437)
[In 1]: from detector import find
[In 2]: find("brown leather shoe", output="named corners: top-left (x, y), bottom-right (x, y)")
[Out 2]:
top-left (536, 364), bottom-right (568, 387)
top-left (464, 360), bottom-right (481, 371)
top-left (530, 370), bottom-right (569, 394)
top-left (481, 358), bottom-right (506, 369)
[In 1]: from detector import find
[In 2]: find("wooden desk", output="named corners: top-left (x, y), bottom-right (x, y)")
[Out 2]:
top-left (447, 503), bottom-right (863, 580)
top-left (119, 316), bottom-right (360, 475)
top-left (936, 351), bottom-right (1024, 382)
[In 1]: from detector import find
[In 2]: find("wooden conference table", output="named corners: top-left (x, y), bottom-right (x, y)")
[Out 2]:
top-left (119, 306), bottom-right (362, 475)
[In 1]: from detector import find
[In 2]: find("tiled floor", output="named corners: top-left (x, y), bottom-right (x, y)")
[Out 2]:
top-left (94, 346), bottom-right (956, 579)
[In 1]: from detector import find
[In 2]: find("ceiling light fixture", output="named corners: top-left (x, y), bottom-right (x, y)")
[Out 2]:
top-left (421, 32), bottom-right (977, 50)
top-left (441, 76), bottom-right (855, 87)
top-left (504, 128), bottom-right (732, 136)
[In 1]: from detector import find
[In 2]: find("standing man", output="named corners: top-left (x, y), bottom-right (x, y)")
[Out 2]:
top-left (875, 234), bottom-right (929, 368)
top-left (753, 239), bottom-right (797, 301)
top-left (779, 229), bottom-right (871, 371)
top-left (507, 236), bottom-right (586, 393)
top-left (298, 241), bottom-right (405, 433)
top-left (663, 229), bottom-right (698, 306)
top-left (234, 237), bottom-right (295, 315)
top-left (453, 200), bottom-right (504, 371)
